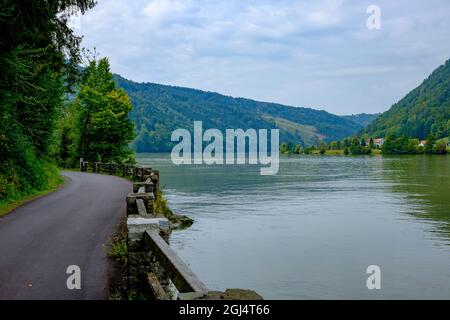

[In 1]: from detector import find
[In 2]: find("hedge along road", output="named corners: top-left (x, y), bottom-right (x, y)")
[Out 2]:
top-left (0, 171), bottom-right (131, 299)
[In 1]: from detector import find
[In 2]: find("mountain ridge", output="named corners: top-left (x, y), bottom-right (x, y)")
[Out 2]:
top-left (114, 74), bottom-right (363, 152)
top-left (342, 113), bottom-right (380, 127)
top-left (365, 59), bottom-right (450, 139)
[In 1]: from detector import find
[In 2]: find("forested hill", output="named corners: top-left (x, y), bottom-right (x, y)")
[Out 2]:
top-left (342, 113), bottom-right (380, 127)
top-left (365, 59), bottom-right (450, 139)
top-left (114, 75), bottom-right (362, 152)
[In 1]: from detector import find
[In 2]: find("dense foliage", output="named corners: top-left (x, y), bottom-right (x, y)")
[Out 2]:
top-left (366, 59), bottom-right (450, 140)
top-left (381, 135), bottom-right (447, 155)
top-left (342, 113), bottom-right (380, 127)
top-left (114, 75), bottom-right (363, 152)
top-left (349, 138), bottom-right (372, 155)
top-left (0, 1), bottom-right (96, 203)
top-left (59, 58), bottom-right (135, 164)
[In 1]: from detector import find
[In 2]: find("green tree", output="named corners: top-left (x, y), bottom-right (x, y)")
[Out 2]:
top-left (382, 135), bottom-right (420, 154)
top-left (319, 142), bottom-right (327, 154)
top-left (350, 137), bottom-right (371, 155)
top-left (365, 59), bottom-right (450, 140)
top-left (425, 134), bottom-right (436, 155)
top-left (303, 146), bottom-right (315, 155)
top-left (280, 143), bottom-right (288, 154)
top-left (330, 141), bottom-right (339, 150)
top-left (0, 1), bottom-right (96, 202)
top-left (360, 137), bottom-right (366, 147)
top-left (343, 138), bottom-right (351, 148)
top-left (434, 140), bottom-right (447, 154)
top-left (286, 141), bottom-right (294, 154)
top-left (382, 135), bottom-right (397, 154)
top-left (73, 58), bottom-right (135, 163)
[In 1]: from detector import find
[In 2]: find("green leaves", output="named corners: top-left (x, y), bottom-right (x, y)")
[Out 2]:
top-left (0, 0), bottom-right (97, 202)
top-left (70, 58), bottom-right (136, 163)
top-left (366, 59), bottom-right (450, 140)
top-left (114, 75), bottom-right (362, 152)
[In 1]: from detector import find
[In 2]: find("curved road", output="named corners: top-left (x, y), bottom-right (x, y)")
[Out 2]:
top-left (0, 171), bottom-right (131, 300)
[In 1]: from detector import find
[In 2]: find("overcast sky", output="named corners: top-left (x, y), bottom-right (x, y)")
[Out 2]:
top-left (74, 0), bottom-right (450, 115)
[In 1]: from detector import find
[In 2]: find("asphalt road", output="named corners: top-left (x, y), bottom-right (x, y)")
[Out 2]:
top-left (0, 171), bottom-right (131, 300)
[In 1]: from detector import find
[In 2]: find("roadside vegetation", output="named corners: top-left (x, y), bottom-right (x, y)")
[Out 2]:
top-left (106, 216), bottom-right (131, 300)
top-left (0, 1), bottom-right (96, 214)
top-left (0, 2), bottom-right (137, 214)
top-left (0, 164), bottom-right (64, 217)
top-left (108, 230), bottom-right (128, 264)
top-left (153, 190), bottom-right (194, 229)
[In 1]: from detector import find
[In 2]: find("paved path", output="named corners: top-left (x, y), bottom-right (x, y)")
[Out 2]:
top-left (0, 171), bottom-right (130, 300)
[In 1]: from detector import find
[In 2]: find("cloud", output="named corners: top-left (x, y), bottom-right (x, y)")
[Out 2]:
top-left (144, 0), bottom-right (182, 17)
top-left (143, 0), bottom-right (192, 24)
top-left (77, 0), bottom-right (450, 114)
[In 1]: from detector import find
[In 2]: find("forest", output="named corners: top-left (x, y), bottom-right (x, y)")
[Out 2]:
top-left (115, 75), bottom-right (364, 152)
top-left (365, 59), bottom-right (450, 140)
top-left (0, 1), bottom-right (134, 213)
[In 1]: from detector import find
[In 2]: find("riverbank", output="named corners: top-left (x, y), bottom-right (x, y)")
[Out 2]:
top-left (281, 148), bottom-right (450, 156)
top-left (281, 149), bottom-right (382, 156)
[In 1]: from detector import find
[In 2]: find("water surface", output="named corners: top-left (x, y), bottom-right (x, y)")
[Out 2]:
top-left (137, 154), bottom-right (450, 299)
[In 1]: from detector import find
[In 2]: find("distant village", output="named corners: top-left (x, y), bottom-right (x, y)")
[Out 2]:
top-left (280, 136), bottom-right (450, 155)
top-left (364, 138), bottom-right (428, 148)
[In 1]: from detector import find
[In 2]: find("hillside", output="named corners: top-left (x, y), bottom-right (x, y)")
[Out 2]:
top-left (342, 113), bottom-right (380, 127)
top-left (114, 75), bottom-right (362, 152)
top-left (365, 59), bottom-right (450, 139)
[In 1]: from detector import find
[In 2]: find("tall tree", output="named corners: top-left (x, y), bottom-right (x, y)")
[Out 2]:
top-left (73, 58), bottom-right (135, 163)
top-left (0, 1), bottom-right (96, 199)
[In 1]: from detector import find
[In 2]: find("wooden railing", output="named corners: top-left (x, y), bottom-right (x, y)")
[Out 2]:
top-left (79, 158), bottom-right (158, 185)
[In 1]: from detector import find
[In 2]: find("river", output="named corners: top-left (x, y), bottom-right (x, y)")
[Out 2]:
top-left (137, 153), bottom-right (450, 299)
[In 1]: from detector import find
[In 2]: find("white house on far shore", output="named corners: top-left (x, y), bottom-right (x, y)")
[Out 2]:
top-left (366, 138), bottom-right (384, 147)
top-left (419, 140), bottom-right (427, 147)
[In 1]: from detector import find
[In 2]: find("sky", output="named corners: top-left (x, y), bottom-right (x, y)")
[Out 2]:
top-left (73, 0), bottom-right (450, 115)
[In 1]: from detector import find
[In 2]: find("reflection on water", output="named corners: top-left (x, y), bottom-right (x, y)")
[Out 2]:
top-left (137, 154), bottom-right (450, 299)
top-left (381, 156), bottom-right (450, 238)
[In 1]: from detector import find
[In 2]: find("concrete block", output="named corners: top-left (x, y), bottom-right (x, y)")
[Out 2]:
top-left (126, 192), bottom-right (154, 215)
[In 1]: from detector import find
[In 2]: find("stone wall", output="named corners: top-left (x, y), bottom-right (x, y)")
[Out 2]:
top-left (125, 172), bottom-right (262, 300)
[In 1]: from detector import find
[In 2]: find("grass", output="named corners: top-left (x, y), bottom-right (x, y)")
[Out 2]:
top-left (107, 229), bottom-right (128, 263)
top-left (153, 189), bottom-right (194, 229)
top-left (106, 216), bottom-right (131, 300)
top-left (0, 165), bottom-right (65, 217)
top-left (311, 149), bottom-right (345, 155)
